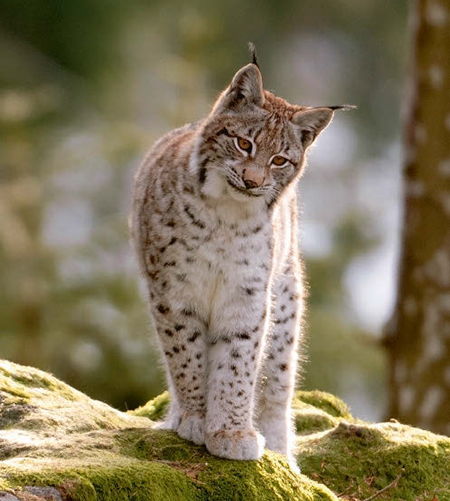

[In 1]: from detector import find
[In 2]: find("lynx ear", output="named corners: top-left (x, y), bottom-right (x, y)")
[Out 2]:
top-left (293, 105), bottom-right (356, 148)
top-left (211, 63), bottom-right (265, 114)
top-left (292, 107), bottom-right (334, 149)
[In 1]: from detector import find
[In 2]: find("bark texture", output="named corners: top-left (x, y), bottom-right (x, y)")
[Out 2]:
top-left (387, 0), bottom-right (450, 434)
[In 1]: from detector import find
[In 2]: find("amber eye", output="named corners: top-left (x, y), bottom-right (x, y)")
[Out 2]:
top-left (236, 137), bottom-right (252, 153)
top-left (272, 155), bottom-right (288, 167)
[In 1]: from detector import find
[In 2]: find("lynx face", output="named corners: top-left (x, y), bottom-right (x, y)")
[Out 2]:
top-left (191, 64), bottom-right (335, 206)
top-left (196, 114), bottom-right (304, 205)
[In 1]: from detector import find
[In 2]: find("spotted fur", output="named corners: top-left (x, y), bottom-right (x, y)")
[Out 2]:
top-left (131, 61), bottom-right (339, 463)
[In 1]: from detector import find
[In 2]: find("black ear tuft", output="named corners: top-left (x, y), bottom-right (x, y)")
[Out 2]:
top-left (327, 104), bottom-right (357, 111)
top-left (248, 42), bottom-right (259, 68)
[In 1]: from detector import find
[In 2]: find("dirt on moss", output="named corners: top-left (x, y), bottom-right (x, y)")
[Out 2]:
top-left (1, 359), bottom-right (450, 501)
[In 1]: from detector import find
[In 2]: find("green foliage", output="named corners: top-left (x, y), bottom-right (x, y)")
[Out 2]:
top-left (0, 0), bottom-right (129, 80)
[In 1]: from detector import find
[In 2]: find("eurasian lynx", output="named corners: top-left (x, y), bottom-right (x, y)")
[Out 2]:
top-left (131, 50), bottom-right (349, 464)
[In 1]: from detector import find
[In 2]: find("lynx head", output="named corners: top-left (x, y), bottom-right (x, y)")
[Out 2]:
top-left (191, 56), bottom-right (353, 208)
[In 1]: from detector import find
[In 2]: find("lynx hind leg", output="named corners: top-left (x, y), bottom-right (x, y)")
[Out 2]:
top-left (152, 300), bottom-right (208, 446)
top-left (257, 269), bottom-right (303, 461)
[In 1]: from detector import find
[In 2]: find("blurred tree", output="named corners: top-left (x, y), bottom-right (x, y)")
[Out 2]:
top-left (386, 0), bottom-right (450, 434)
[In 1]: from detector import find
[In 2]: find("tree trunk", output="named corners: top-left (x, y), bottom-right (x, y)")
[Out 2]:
top-left (386, 0), bottom-right (450, 434)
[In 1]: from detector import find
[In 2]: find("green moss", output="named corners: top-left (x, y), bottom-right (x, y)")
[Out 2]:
top-left (3, 462), bottom-right (201, 501)
top-left (295, 409), bottom-right (338, 435)
top-left (0, 359), bottom-right (151, 436)
top-left (129, 391), bottom-right (170, 421)
top-left (295, 390), bottom-right (351, 419)
top-left (0, 430), bottom-right (337, 500)
top-left (197, 454), bottom-right (336, 500)
top-left (0, 361), bottom-right (80, 402)
top-left (1, 359), bottom-right (450, 500)
top-left (297, 421), bottom-right (450, 500)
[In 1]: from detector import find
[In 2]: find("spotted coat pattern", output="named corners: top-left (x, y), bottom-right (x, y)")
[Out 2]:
top-left (130, 62), bottom-right (336, 463)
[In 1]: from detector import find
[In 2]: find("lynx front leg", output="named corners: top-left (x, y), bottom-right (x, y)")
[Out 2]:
top-left (151, 298), bottom-right (208, 445)
top-left (205, 281), bottom-right (269, 460)
top-left (257, 268), bottom-right (303, 460)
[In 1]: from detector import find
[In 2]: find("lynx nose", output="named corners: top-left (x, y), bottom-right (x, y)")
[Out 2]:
top-left (243, 178), bottom-right (260, 189)
top-left (242, 168), bottom-right (264, 189)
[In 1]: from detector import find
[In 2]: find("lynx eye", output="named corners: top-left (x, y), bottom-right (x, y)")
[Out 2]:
top-left (236, 137), bottom-right (252, 153)
top-left (271, 155), bottom-right (289, 167)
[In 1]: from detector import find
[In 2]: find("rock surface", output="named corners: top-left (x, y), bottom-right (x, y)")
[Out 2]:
top-left (1, 360), bottom-right (449, 500)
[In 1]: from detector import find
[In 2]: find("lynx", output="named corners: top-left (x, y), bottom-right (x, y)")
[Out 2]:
top-left (130, 49), bottom-right (350, 465)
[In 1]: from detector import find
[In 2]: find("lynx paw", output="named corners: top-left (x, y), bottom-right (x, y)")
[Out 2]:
top-left (153, 401), bottom-right (181, 432)
top-left (177, 413), bottom-right (205, 445)
top-left (258, 415), bottom-right (291, 455)
top-left (205, 428), bottom-right (265, 460)
top-left (154, 419), bottom-right (178, 431)
top-left (261, 431), bottom-right (290, 455)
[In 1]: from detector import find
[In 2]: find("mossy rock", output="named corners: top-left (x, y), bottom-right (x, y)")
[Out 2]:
top-left (0, 360), bottom-right (336, 500)
top-left (1, 360), bottom-right (449, 500)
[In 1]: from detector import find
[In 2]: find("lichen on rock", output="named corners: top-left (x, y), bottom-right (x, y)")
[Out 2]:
top-left (1, 359), bottom-right (450, 500)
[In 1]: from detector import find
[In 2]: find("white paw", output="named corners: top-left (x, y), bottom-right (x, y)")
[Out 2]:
top-left (177, 413), bottom-right (205, 445)
top-left (262, 432), bottom-right (289, 455)
top-left (258, 416), bottom-right (291, 455)
top-left (205, 428), bottom-right (265, 460)
top-left (154, 419), bottom-right (177, 431)
top-left (153, 408), bottom-right (181, 432)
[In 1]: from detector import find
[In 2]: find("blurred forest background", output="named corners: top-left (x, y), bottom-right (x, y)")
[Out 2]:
top-left (0, 0), bottom-right (409, 420)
